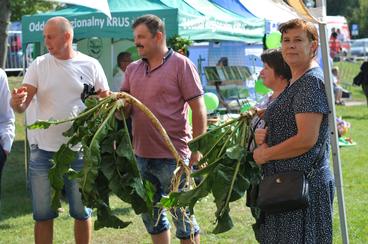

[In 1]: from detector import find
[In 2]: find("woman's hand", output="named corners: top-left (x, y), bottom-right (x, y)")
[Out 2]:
top-left (255, 127), bottom-right (268, 145)
top-left (256, 108), bottom-right (266, 119)
top-left (253, 143), bottom-right (269, 165)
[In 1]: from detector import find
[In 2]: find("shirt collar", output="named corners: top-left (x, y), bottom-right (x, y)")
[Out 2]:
top-left (143, 48), bottom-right (174, 74)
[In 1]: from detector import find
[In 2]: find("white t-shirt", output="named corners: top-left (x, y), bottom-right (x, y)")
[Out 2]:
top-left (111, 69), bottom-right (125, 92)
top-left (23, 52), bottom-right (109, 152)
top-left (0, 69), bottom-right (15, 152)
top-left (25, 97), bottom-right (39, 146)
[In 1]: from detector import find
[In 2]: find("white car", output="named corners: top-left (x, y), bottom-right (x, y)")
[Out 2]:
top-left (350, 38), bottom-right (368, 57)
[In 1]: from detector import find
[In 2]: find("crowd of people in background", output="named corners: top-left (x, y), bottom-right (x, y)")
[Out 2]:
top-left (329, 27), bottom-right (346, 61)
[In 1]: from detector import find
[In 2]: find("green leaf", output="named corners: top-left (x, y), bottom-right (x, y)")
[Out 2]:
top-left (212, 164), bottom-right (233, 201)
top-left (94, 214), bottom-right (131, 230)
top-left (165, 176), bottom-right (212, 213)
top-left (66, 168), bottom-right (80, 180)
top-left (27, 119), bottom-right (60, 129)
top-left (229, 171), bottom-right (250, 202)
top-left (94, 205), bottom-right (131, 230)
top-left (159, 195), bottom-right (177, 209)
top-left (212, 208), bottom-right (233, 234)
top-left (49, 144), bottom-right (78, 210)
top-left (116, 128), bottom-right (135, 162)
top-left (144, 180), bottom-right (156, 204)
top-left (81, 104), bottom-right (117, 200)
top-left (129, 178), bottom-right (151, 214)
top-left (226, 145), bottom-right (245, 160)
top-left (100, 155), bottom-right (116, 180)
top-left (84, 97), bottom-right (100, 108)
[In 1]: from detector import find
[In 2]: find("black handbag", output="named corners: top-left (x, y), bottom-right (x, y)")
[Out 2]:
top-left (257, 171), bottom-right (309, 214)
top-left (256, 140), bottom-right (327, 214)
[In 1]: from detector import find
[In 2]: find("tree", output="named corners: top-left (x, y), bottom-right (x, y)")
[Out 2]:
top-left (327, 0), bottom-right (368, 39)
top-left (0, 0), bottom-right (55, 68)
top-left (355, 0), bottom-right (368, 38)
top-left (0, 0), bottom-right (11, 68)
top-left (10, 0), bottom-right (55, 22)
top-left (326, 0), bottom-right (350, 16)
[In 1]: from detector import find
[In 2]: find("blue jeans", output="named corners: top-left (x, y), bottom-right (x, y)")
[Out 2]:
top-left (29, 145), bottom-right (92, 221)
top-left (0, 145), bottom-right (7, 200)
top-left (136, 156), bottom-right (200, 239)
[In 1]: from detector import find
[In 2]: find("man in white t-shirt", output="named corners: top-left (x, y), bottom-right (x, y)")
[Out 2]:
top-left (10, 16), bottom-right (109, 244)
top-left (0, 69), bottom-right (15, 203)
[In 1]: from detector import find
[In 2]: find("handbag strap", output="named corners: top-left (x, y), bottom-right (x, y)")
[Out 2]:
top-left (247, 117), bottom-right (263, 152)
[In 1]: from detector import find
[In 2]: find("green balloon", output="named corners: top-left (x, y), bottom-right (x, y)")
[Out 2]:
top-left (204, 92), bottom-right (219, 111)
top-left (240, 103), bottom-right (251, 112)
top-left (255, 79), bottom-right (271, 95)
top-left (126, 46), bottom-right (141, 61)
top-left (266, 31), bottom-right (282, 49)
top-left (240, 100), bottom-right (256, 112)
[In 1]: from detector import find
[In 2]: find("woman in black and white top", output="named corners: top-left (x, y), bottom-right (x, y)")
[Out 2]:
top-left (249, 48), bottom-right (291, 152)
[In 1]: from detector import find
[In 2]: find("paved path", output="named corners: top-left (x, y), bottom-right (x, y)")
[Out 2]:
top-left (342, 100), bottom-right (367, 106)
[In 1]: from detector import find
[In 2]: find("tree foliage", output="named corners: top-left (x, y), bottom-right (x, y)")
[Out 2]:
top-left (0, 0), bottom-right (11, 67)
top-left (327, 0), bottom-right (368, 39)
top-left (10, 0), bottom-right (55, 21)
top-left (0, 0), bottom-right (55, 67)
top-left (354, 0), bottom-right (368, 38)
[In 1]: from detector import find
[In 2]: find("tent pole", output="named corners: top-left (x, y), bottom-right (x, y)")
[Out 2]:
top-left (111, 39), bottom-right (114, 85)
top-left (317, 2), bottom-right (349, 242)
top-left (22, 44), bottom-right (28, 191)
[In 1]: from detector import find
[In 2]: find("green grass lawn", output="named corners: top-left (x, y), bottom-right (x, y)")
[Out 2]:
top-left (1, 67), bottom-right (367, 243)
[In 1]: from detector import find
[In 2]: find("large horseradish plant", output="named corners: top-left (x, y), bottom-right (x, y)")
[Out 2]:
top-left (29, 92), bottom-right (260, 233)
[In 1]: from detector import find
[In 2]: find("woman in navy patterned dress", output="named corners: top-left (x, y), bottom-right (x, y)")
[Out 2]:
top-left (253, 19), bottom-right (335, 243)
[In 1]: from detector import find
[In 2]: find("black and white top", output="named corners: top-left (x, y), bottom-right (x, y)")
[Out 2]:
top-left (258, 67), bottom-right (335, 244)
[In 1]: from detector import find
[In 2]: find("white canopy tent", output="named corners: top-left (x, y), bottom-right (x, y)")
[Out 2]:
top-left (240, 0), bottom-right (349, 242)
top-left (240, 0), bottom-right (303, 22)
top-left (45, 0), bottom-right (111, 18)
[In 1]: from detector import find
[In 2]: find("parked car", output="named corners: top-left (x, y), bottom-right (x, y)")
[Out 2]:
top-left (350, 38), bottom-right (368, 57)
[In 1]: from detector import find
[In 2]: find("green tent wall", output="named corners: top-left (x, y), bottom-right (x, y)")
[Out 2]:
top-left (21, 0), bottom-right (265, 83)
top-left (22, 0), bottom-right (264, 43)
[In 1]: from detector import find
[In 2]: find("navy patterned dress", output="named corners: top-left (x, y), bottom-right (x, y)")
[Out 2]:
top-left (258, 67), bottom-right (335, 243)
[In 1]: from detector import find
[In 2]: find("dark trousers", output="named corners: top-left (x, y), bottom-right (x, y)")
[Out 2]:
top-left (0, 145), bottom-right (7, 199)
top-left (363, 83), bottom-right (368, 106)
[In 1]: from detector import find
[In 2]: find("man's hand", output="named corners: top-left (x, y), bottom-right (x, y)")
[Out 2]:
top-left (96, 89), bottom-right (110, 98)
top-left (189, 151), bottom-right (202, 167)
top-left (11, 87), bottom-right (28, 113)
